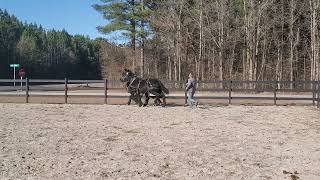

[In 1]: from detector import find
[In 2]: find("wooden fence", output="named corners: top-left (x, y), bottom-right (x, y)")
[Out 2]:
top-left (0, 79), bottom-right (319, 108)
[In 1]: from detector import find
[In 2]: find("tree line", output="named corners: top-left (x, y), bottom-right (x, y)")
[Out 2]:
top-left (94, 0), bottom-right (320, 86)
top-left (1, 0), bottom-right (320, 85)
top-left (0, 9), bottom-right (104, 79)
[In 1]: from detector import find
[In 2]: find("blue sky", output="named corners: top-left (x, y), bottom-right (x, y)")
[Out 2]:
top-left (0, 0), bottom-right (115, 40)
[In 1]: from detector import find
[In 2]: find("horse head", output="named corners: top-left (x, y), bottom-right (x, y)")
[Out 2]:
top-left (120, 69), bottom-right (135, 83)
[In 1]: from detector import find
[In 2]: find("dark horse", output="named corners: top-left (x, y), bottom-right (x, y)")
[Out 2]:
top-left (120, 69), bottom-right (169, 107)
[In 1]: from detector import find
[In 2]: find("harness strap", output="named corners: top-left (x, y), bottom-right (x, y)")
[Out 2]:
top-left (137, 79), bottom-right (141, 90)
top-left (128, 77), bottom-right (142, 95)
top-left (128, 77), bottom-right (154, 96)
top-left (129, 77), bottom-right (137, 88)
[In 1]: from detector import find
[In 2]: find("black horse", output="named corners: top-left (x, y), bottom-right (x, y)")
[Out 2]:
top-left (120, 69), bottom-right (169, 106)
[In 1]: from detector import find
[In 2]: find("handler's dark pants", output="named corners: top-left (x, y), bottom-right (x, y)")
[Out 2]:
top-left (187, 92), bottom-right (197, 107)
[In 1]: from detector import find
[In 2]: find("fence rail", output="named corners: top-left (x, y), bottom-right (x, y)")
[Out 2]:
top-left (0, 78), bottom-right (319, 108)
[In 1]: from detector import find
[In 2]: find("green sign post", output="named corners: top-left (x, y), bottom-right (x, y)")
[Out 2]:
top-left (9, 64), bottom-right (20, 86)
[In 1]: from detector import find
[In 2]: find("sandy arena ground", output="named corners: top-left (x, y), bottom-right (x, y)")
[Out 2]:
top-left (1, 104), bottom-right (320, 179)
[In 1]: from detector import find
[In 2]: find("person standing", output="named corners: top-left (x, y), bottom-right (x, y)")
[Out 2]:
top-left (186, 73), bottom-right (198, 107)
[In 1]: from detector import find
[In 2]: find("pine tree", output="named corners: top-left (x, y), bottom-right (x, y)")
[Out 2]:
top-left (93, 0), bottom-right (152, 76)
top-left (0, 8), bottom-right (102, 79)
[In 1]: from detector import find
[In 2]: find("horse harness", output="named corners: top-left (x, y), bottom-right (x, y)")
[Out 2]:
top-left (127, 77), bottom-right (161, 98)
top-left (127, 77), bottom-right (144, 95)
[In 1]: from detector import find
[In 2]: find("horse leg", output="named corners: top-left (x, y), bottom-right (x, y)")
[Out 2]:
top-left (162, 96), bottom-right (166, 107)
top-left (143, 93), bottom-right (149, 107)
top-left (150, 90), bottom-right (162, 106)
top-left (153, 97), bottom-right (159, 106)
top-left (127, 94), bottom-right (132, 105)
top-left (137, 94), bottom-right (143, 107)
top-left (157, 97), bottom-right (163, 105)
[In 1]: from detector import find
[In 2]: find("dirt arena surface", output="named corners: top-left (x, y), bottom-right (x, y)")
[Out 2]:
top-left (1, 104), bottom-right (320, 179)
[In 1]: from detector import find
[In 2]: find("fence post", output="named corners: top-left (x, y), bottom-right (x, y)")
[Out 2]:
top-left (228, 80), bottom-right (232, 105)
top-left (274, 80), bottom-right (277, 105)
top-left (25, 78), bottom-right (29, 103)
top-left (104, 79), bottom-right (108, 104)
top-left (64, 78), bottom-right (68, 104)
top-left (312, 81), bottom-right (315, 106)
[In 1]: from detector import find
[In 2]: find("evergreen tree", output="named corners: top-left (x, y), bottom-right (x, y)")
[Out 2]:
top-left (93, 0), bottom-right (153, 76)
top-left (0, 9), bottom-right (23, 78)
top-left (0, 8), bottom-right (103, 79)
top-left (93, 0), bottom-right (138, 48)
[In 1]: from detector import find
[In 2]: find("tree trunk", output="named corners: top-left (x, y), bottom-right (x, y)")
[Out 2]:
top-left (310, 0), bottom-right (319, 81)
top-left (175, 3), bottom-right (183, 82)
top-left (257, 32), bottom-right (267, 81)
top-left (198, 0), bottom-right (203, 80)
top-left (178, 56), bottom-right (181, 81)
top-left (212, 45), bottom-right (215, 79)
top-left (229, 41), bottom-right (236, 80)
top-left (131, 22), bottom-right (136, 71)
top-left (253, 16), bottom-right (260, 84)
top-left (168, 45), bottom-right (172, 80)
top-left (244, 0), bottom-right (252, 88)
top-left (130, 0), bottom-right (137, 71)
top-left (155, 59), bottom-right (158, 78)
top-left (217, 0), bottom-right (224, 87)
top-left (168, 55), bottom-right (172, 81)
top-left (289, 0), bottom-right (295, 89)
top-left (140, 0), bottom-right (145, 77)
top-left (242, 49), bottom-right (246, 82)
top-left (276, 45), bottom-right (282, 89)
top-left (140, 38), bottom-right (144, 77)
top-left (174, 56), bottom-right (177, 81)
top-left (276, 0), bottom-right (284, 89)
top-left (304, 55), bottom-right (306, 89)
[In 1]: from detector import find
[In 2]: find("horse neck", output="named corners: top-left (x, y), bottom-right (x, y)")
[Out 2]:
top-left (129, 76), bottom-right (138, 86)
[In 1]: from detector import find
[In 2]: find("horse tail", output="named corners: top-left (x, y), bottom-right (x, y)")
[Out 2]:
top-left (158, 80), bottom-right (169, 94)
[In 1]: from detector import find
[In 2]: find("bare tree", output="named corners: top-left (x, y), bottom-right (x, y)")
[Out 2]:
top-left (310, 0), bottom-right (319, 82)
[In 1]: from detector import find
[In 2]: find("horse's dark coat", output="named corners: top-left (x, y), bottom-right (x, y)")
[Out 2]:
top-left (120, 69), bottom-right (169, 107)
